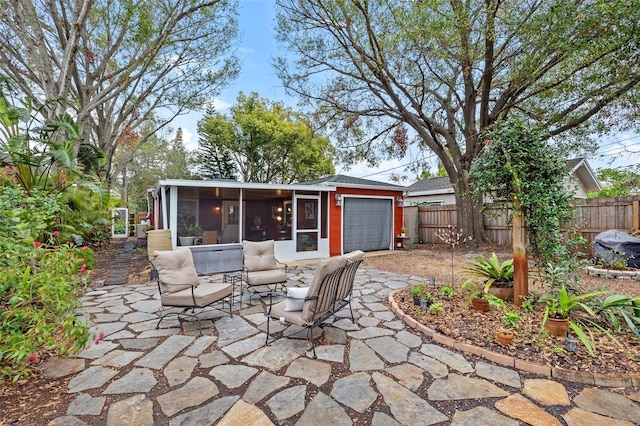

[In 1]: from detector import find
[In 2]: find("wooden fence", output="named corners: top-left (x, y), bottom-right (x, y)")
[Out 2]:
top-left (415, 196), bottom-right (640, 254)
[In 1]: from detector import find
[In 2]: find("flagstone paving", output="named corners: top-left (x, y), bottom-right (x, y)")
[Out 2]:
top-left (45, 260), bottom-right (640, 425)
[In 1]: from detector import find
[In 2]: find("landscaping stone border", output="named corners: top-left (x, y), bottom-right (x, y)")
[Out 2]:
top-left (388, 289), bottom-right (640, 389)
top-left (586, 265), bottom-right (640, 280)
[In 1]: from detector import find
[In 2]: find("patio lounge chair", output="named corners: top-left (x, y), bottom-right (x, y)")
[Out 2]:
top-left (241, 240), bottom-right (288, 297)
top-left (151, 248), bottom-right (233, 334)
top-left (265, 251), bottom-right (364, 357)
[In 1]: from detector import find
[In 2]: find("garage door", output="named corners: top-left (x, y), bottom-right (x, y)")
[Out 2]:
top-left (343, 198), bottom-right (393, 253)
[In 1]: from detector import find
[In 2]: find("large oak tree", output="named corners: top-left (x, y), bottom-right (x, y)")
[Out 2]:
top-left (274, 0), bottom-right (640, 242)
top-left (0, 0), bottom-right (239, 185)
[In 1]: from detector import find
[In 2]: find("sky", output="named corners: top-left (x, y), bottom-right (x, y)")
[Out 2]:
top-left (173, 0), bottom-right (640, 186)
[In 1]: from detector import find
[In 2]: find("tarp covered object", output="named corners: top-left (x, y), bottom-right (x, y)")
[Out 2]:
top-left (594, 229), bottom-right (640, 269)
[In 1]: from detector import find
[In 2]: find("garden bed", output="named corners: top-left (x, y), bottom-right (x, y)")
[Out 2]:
top-left (365, 246), bottom-right (640, 375)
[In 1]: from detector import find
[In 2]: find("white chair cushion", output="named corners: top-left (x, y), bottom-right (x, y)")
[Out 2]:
top-left (153, 248), bottom-right (200, 293)
top-left (243, 240), bottom-right (277, 271)
top-left (285, 286), bottom-right (309, 311)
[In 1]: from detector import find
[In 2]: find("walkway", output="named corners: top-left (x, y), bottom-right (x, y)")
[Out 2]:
top-left (43, 263), bottom-right (640, 425)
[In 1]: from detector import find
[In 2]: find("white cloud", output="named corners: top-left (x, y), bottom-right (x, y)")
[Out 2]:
top-left (180, 127), bottom-right (193, 146)
top-left (210, 97), bottom-right (233, 111)
top-left (238, 47), bottom-right (257, 54)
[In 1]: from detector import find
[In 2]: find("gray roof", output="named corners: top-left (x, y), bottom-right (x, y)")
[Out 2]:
top-left (407, 176), bottom-right (453, 192)
top-left (299, 174), bottom-right (405, 189)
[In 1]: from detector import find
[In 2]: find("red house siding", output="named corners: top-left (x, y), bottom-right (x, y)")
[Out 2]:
top-left (329, 188), bottom-right (404, 256)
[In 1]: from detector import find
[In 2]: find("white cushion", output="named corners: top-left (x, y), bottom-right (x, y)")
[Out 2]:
top-left (284, 286), bottom-right (309, 311)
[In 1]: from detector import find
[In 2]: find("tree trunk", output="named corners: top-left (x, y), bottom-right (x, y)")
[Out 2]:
top-left (453, 174), bottom-right (488, 244)
top-left (512, 200), bottom-right (529, 307)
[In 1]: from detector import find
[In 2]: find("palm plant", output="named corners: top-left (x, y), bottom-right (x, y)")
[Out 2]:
top-left (462, 252), bottom-right (514, 293)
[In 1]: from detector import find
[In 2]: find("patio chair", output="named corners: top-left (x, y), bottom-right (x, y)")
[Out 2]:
top-left (151, 248), bottom-right (233, 334)
top-left (240, 240), bottom-right (288, 297)
top-left (265, 252), bottom-right (363, 357)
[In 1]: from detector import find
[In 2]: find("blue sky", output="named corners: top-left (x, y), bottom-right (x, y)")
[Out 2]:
top-left (174, 0), bottom-right (640, 185)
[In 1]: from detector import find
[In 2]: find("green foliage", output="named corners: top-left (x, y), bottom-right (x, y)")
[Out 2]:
top-left (502, 310), bottom-right (522, 330)
top-left (471, 117), bottom-right (578, 264)
top-left (421, 292), bottom-right (435, 305)
top-left (484, 293), bottom-right (506, 310)
top-left (409, 283), bottom-right (426, 299)
top-left (596, 294), bottom-right (640, 339)
top-left (461, 252), bottom-right (514, 293)
top-left (429, 302), bottom-right (444, 316)
top-left (438, 285), bottom-right (455, 299)
top-left (589, 165), bottom-right (640, 198)
top-left (196, 92), bottom-right (335, 184)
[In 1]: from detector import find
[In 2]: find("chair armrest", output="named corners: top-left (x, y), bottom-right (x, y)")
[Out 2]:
top-left (275, 258), bottom-right (288, 272)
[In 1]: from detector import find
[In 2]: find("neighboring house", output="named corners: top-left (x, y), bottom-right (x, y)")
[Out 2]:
top-left (405, 158), bottom-right (601, 206)
top-left (150, 175), bottom-right (405, 262)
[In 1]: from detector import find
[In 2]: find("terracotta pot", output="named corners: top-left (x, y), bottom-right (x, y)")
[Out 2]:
top-left (487, 282), bottom-right (514, 302)
top-left (471, 297), bottom-right (490, 312)
top-left (545, 317), bottom-right (570, 337)
top-left (496, 331), bottom-right (514, 345)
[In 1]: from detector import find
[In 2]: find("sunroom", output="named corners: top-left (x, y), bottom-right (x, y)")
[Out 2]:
top-left (150, 179), bottom-right (333, 262)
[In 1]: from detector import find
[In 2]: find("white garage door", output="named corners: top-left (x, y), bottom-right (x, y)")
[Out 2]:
top-left (343, 198), bottom-right (393, 253)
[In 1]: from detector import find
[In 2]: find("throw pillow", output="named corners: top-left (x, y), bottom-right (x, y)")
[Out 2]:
top-left (284, 286), bottom-right (309, 311)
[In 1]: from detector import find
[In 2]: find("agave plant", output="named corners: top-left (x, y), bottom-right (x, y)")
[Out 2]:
top-left (462, 252), bottom-right (514, 293)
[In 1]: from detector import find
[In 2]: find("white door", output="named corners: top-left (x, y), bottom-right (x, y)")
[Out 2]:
top-left (221, 201), bottom-right (240, 243)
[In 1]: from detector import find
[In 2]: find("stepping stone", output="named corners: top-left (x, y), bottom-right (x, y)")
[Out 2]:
top-left (358, 316), bottom-right (380, 327)
top-left (384, 320), bottom-right (405, 330)
top-left (428, 374), bottom-right (509, 401)
top-left (199, 350), bottom-right (230, 368)
top-left (157, 376), bottom-right (219, 417)
top-left (93, 313), bottom-right (123, 323)
top-left (124, 292), bottom-right (151, 303)
top-left (522, 379), bottom-right (569, 405)
top-left (129, 318), bottom-right (171, 333)
top-left (395, 330), bottom-right (422, 348)
top-left (242, 338), bottom-right (308, 371)
top-left (169, 396), bottom-right (239, 426)
top-left (130, 299), bottom-right (161, 313)
top-left (243, 371), bottom-right (291, 405)
top-left (451, 406), bottom-right (519, 426)
top-left (408, 352), bottom-right (448, 379)
top-left (373, 311), bottom-right (396, 321)
top-left (217, 399), bottom-right (274, 426)
top-left (74, 341), bottom-right (118, 360)
top-left (420, 344), bottom-right (473, 373)
top-left (120, 312), bottom-right (158, 323)
top-left (138, 328), bottom-right (181, 338)
top-left (67, 366), bottom-right (118, 393)
top-left (91, 349), bottom-right (142, 368)
top-left (308, 345), bottom-right (345, 363)
top-left (495, 394), bottom-right (561, 426)
top-left (106, 394), bottom-right (153, 426)
top-left (366, 336), bottom-right (409, 363)
top-left (105, 302), bottom-right (131, 314)
top-left (324, 327), bottom-right (347, 344)
top-left (210, 365), bottom-right (258, 389)
top-left (386, 363), bottom-right (424, 391)
top-left (183, 335), bottom-right (217, 357)
top-left (348, 326), bottom-right (394, 339)
top-left (296, 392), bottom-right (351, 426)
top-left (266, 385), bottom-right (306, 421)
top-left (372, 372), bottom-right (447, 425)
top-left (331, 372), bottom-right (377, 413)
top-left (372, 412), bottom-right (402, 426)
top-left (103, 368), bottom-right (157, 394)
top-left (332, 318), bottom-right (360, 331)
top-left (119, 338), bottom-right (159, 350)
top-left (283, 324), bottom-right (322, 340)
top-left (349, 340), bottom-right (384, 372)
top-left (40, 357), bottom-right (85, 379)
top-left (215, 315), bottom-right (260, 347)
top-left (563, 408), bottom-right (635, 426)
top-left (573, 387), bottom-right (640, 422)
top-left (135, 334), bottom-right (195, 369)
top-left (48, 416), bottom-right (89, 426)
top-left (221, 334), bottom-right (267, 358)
top-left (164, 356), bottom-right (198, 387)
top-left (66, 393), bottom-right (106, 416)
top-left (104, 330), bottom-right (135, 340)
top-left (476, 362), bottom-right (521, 389)
top-left (285, 358), bottom-right (331, 387)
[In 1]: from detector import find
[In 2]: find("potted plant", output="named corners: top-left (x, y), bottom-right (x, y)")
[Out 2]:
top-left (178, 216), bottom-right (203, 246)
top-left (496, 329), bottom-right (514, 345)
top-left (462, 252), bottom-right (514, 301)
top-left (419, 291), bottom-right (435, 308)
top-left (461, 281), bottom-right (490, 312)
top-left (409, 283), bottom-right (426, 305)
top-left (541, 283), bottom-right (607, 337)
top-left (400, 226), bottom-right (407, 237)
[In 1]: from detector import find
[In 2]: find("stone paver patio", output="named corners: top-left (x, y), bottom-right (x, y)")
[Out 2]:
top-left (43, 260), bottom-right (640, 425)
